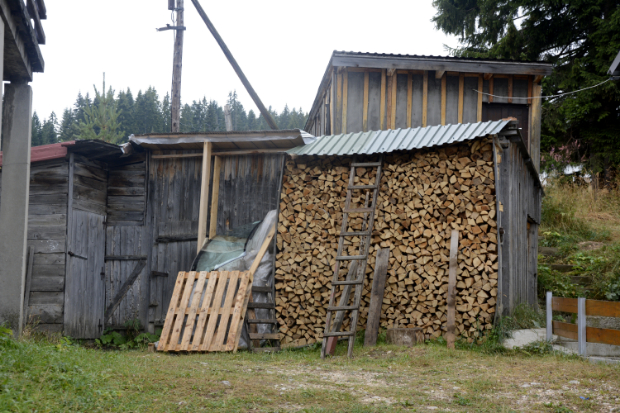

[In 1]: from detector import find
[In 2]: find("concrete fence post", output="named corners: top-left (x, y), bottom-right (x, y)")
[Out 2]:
top-left (578, 297), bottom-right (587, 356)
top-left (546, 291), bottom-right (553, 341)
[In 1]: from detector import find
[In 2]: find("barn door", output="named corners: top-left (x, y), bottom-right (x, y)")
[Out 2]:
top-left (63, 210), bottom-right (106, 338)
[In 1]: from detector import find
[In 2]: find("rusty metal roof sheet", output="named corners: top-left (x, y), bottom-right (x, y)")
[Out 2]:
top-left (287, 120), bottom-right (511, 156)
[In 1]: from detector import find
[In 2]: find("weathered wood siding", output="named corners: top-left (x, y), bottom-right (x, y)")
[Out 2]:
top-left (72, 156), bottom-right (108, 215)
top-left (24, 160), bottom-right (68, 332)
top-left (105, 155), bottom-right (149, 327)
top-left (308, 69), bottom-right (538, 167)
top-left (496, 137), bottom-right (542, 315)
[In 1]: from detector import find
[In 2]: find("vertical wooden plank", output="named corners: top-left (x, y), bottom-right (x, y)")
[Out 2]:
top-left (180, 270), bottom-right (207, 350)
top-left (527, 76), bottom-right (533, 105)
top-left (362, 72), bottom-right (369, 132)
top-left (386, 72), bottom-right (393, 129)
top-left (330, 71), bottom-right (335, 134)
top-left (197, 142), bottom-right (212, 253)
top-left (342, 70), bottom-right (348, 134)
top-left (530, 82), bottom-right (542, 170)
top-left (168, 271), bottom-right (197, 351)
top-left (390, 72), bottom-right (397, 128)
top-left (446, 230), bottom-right (459, 349)
top-left (212, 271), bottom-right (240, 350)
top-left (380, 69), bottom-right (386, 130)
top-left (364, 248), bottom-right (390, 347)
top-left (209, 156), bottom-right (221, 239)
top-left (477, 75), bottom-right (483, 122)
top-left (200, 272), bottom-right (228, 351)
top-left (489, 77), bottom-right (494, 103)
top-left (406, 73), bottom-right (413, 128)
top-left (22, 246), bottom-right (35, 324)
top-left (229, 271), bottom-right (252, 352)
top-left (508, 75), bottom-right (513, 104)
top-left (422, 71), bottom-right (428, 127)
top-left (190, 271), bottom-right (217, 351)
top-left (441, 73), bottom-right (447, 125)
top-left (63, 153), bottom-right (75, 336)
top-left (458, 74), bottom-right (464, 124)
top-left (336, 70), bottom-right (343, 134)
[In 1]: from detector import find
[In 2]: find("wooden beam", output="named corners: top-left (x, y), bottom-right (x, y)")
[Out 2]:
top-left (484, 73), bottom-right (494, 80)
top-left (197, 142), bottom-right (212, 253)
top-left (22, 247), bottom-right (34, 324)
top-left (336, 70), bottom-right (343, 134)
top-left (330, 73), bottom-right (335, 135)
top-left (364, 248), bottom-right (390, 347)
top-left (407, 73), bottom-right (413, 128)
top-left (363, 72), bottom-right (369, 132)
top-left (441, 73), bottom-right (447, 125)
top-left (534, 75), bottom-right (544, 83)
top-left (458, 74), bottom-right (464, 124)
top-left (477, 75), bottom-right (483, 122)
top-left (390, 71), bottom-right (397, 128)
top-left (530, 82), bottom-right (542, 170)
top-left (446, 230), bottom-right (459, 349)
top-left (27, 0), bottom-right (45, 44)
top-left (380, 69), bottom-right (386, 129)
top-left (171, 0), bottom-right (184, 132)
top-left (209, 156), bottom-right (221, 239)
top-left (342, 70), bottom-right (348, 134)
top-left (528, 76), bottom-right (533, 105)
top-left (422, 71), bottom-right (428, 127)
top-left (386, 72), bottom-right (393, 129)
top-left (151, 149), bottom-right (285, 159)
top-left (191, 0), bottom-right (279, 130)
top-left (508, 75), bottom-right (513, 104)
top-left (489, 77), bottom-right (494, 103)
top-left (435, 70), bottom-right (445, 79)
top-left (104, 260), bottom-right (147, 323)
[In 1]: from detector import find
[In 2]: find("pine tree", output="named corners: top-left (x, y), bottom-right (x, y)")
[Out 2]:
top-left (31, 112), bottom-right (43, 146)
top-left (117, 89), bottom-right (135, 137)
top-left (162, 92), bottom-right (171, 133)
top-left (78, 83), bottom-right (124, 144)
top-left (133, 87), bottom-right (163, 135)
top-left (247, 109), bottom-right (257, 131)
top-left (58, 108), bottom-right (78, 142)
top-left (41, 112), bottom-right (58, 145)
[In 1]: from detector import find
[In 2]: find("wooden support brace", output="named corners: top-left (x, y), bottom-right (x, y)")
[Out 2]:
top-left (364, 248), bottom-right (390, 347)
top-left (197, 142), bottom-right (212, 253)
top-left (209, 156), bottom-right (221, 239)
top-left (446, 230), bottom-right (459, 349)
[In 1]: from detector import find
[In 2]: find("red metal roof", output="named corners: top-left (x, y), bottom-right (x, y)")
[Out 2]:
top-left (0, 141), bottom-right (75, 167)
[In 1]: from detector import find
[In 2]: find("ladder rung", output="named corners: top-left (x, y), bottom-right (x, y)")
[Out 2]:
top-left (332, 280), bottom-right (364, 285)
top-left (336, 255), bottom-right (367, 261)
top-left (348, 185), bottom-right (377, 190)
top-left (340, 231), bottom-right (371, 237)
top-left (327, 305), bottom-right (359, 311)
top-left (249, 333), bottom-right (280, 340)
top-left (251, 286), bottom-right (273, 293)
top-left (247, 302), bottom-right (275, 309)
top-left (323, 331), bottom-right (356, 337)
top-left (351, 162), bottom-right (382, 167)
top-left (343, 207), bottom-right (374, 213)
top-left (246, 319), bottom-right (278, 324)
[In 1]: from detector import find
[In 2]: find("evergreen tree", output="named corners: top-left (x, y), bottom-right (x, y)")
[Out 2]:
top-left (162, 92), bottom-right (171, 133)
top-left (226, 91), bottom-right (248, 131)
top-left (58, 108), bottom-right (78, 142)
top-left (31, 112), bottom-right (43, 146)
top-left (117, 89), bottom-right (135, 137)
top-left (133, 87), bottom-right (163, 135)
top-left (432, 0), bottom-right (620, 174)
top-left (180, 103), bottom-right (194, 132)
top-left (78, 84), bottom-right (124, 143)
top-left (41, 112), bottom-right (58, 145)
top-left (247, 109), bottom-right (257, 131)
top-left (205, 100), bottom-right (221, 131)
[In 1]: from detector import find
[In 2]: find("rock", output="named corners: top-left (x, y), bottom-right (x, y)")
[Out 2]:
top-left (551, 264), bottom-right (575, 273)
top-left (569, 380), bottom-right (580, 385)
top-left (386, 328), bottom-right (424, 346)
top-left (221, 381), bottom-right (231, 386)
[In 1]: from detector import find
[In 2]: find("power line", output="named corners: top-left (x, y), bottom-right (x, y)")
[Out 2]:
top-left (473, 78), bottom-right (613, 100)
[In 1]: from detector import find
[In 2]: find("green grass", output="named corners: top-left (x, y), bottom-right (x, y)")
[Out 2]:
top-left (1, 332), bottom-right (619, 412)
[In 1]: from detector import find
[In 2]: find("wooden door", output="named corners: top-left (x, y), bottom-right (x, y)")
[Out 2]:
top-left (482, 103), bottom-right (530, 148)
top-left (63, 210), bottom-right (106, 338)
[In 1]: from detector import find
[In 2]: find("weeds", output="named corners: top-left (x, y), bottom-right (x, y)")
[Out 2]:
top-left (95, 319), bottom-right (160, 350)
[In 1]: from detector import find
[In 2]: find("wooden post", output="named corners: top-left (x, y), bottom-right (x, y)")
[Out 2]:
top-left (197, 142), bottom-right (212, 253)
top-left (446, 230), bottom-right (459, 349)
top-left (477, 75), bottom-right (483, 122)
top-left (342, 70), bottom-right (348, 134)
top-left (224, 105), bottom-right (233, 131)
top-left (209, 156), bottom-right (221, 239)
top-left (22, 246), bottom-right (34, 326)
top-left (362, 72), bottom-right (369, 132)
top-left (170, 0), bottom-right (184, 133)
top-left (406, 73), bottom-right (413, 128)
top-left (422, 71), bottom-right (428, 127)
top-left (458, 74), bottom-right (464, 124)
top-left (190, 0), bottom-right (279, 130)
top-left (364, 248), bottom-right (390, 347)
top-left (380, 70), bottom-right (386, 129)
top-left (546, 291), bottom-right (553, 341)
top-left (578, 297), bottom-right (587, 356)
top-left (441, 73), bottom-right (447, 126)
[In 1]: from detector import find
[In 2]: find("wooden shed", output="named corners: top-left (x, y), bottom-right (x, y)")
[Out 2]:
top-left (0, 130), bottom-right (313, 339)
top-left (274, 120), bottom-right (542, 347)
top-left (304, 51), bottom-right (553, 171)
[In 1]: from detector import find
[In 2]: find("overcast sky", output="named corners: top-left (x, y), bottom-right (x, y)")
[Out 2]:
top-left (33, 0), bottom-right (460, 120)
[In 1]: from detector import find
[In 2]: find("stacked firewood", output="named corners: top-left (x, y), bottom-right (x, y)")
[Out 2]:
top-left (275, 138), bottom-right (499, 347)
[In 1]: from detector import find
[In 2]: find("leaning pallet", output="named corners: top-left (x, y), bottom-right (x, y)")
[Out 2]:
top-left (158, 226), bottom-right (275, 352)
top-left (275, 137), bottom-right (498, 347)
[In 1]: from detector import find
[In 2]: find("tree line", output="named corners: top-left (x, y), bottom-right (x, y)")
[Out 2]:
top-left (32, 87), bottom-right (308, 146)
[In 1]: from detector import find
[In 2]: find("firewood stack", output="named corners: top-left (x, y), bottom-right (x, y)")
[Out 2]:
top-left (275, 137), bottom-right (499, 347)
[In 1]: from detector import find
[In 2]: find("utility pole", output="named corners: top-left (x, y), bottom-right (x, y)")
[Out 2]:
top-left (170, 0), bottom-right (184, 133)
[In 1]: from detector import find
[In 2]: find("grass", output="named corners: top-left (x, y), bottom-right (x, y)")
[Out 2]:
top-left (538, 178), bottom-right (620, 301)
top-left (1, 330), bottom-right (620, 413)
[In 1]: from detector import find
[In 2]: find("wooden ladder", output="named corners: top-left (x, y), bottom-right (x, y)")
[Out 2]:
top-left (245, 284), bottom-right (281, 353)
top-left (321, 156), bottom-right (383, 359)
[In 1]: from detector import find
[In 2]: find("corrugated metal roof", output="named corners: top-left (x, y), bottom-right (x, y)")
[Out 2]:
top-left (288, 120), bottom-right (510, 156)
top-left (334, 51), bottom-right (553, 66)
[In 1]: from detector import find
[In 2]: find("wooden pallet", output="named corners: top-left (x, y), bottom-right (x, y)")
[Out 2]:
top-left (157, 225), bottom-right (275, 353)
top-left (157, 270), bottom-right (252, 352)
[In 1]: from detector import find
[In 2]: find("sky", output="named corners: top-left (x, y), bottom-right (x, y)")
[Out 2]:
top-left (33, 0), bottom-right (460, 120)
